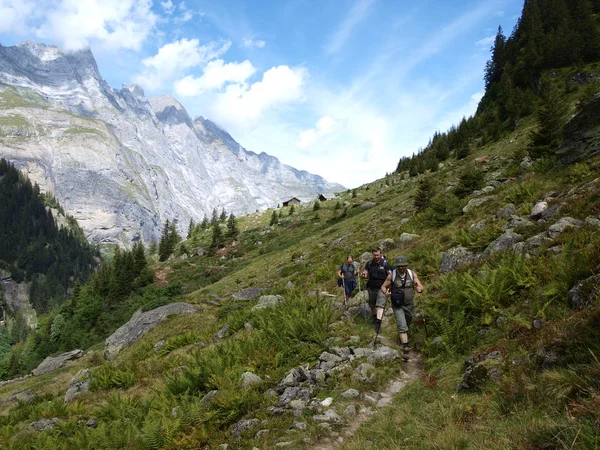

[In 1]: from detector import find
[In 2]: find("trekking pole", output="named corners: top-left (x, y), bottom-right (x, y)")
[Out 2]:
top-left (342, 277), bottom-right (347, 307)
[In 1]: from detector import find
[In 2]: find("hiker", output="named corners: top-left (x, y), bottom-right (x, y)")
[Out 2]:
top-left (361, 247), bottom-right (391, 331)
top-left (381, 255), bottom-right (424, 357)
top-left (337, 255), bottom-right (357, 303)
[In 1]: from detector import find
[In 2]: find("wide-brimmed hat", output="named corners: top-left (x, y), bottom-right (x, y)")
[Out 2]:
top-left (394, 256), bottom-right (408, 266)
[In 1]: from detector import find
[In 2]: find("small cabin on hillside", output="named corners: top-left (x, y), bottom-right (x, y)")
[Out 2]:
top-left (283, 197), bottom-right (301, 207)
top-left (317, 193), bottom-right (336, 201)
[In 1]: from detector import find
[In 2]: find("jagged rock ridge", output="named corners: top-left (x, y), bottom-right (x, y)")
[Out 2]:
top-left (0, 41), bottom-right (344, 245)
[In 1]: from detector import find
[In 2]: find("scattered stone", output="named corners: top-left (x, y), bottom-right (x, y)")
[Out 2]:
top-left (354, 363), bottom-right (376, 382)
top-left (244, 322), bottom-right (253, 330)
top-left (252, 294), bottom-right (286, 311)
top-left (214, 324), bottom-right (230, 340)
top-left (232, 418), bottom-right (259, 439)
top-left (568, 275), bottom-right (600, 309)
top-left (26, 418), bottom-right (60, 433)
top-left (217, 444), bottom-right (229, 450)
top-left (341, 389), bottom-right (360, 398)
top-left (540, 202), bottom-right (567, 221)
top-left (520, 156), bottom-right (533, 170)
top-left (360, 202), bottom-right (376, 210)
top-left (363, 393), bottom-right (378, 405)
top-left (470, 220), bottom-right (486, 232)
top-left (319, 352), bottom-right (343, 371)
top-left (64, 369), bottom-right (90, 403)
top-left (32, 349), bottom-right (84, 376)
top-left (232, 287), bottom-right (267, 301)
top-left (200, 390), bottom-right (219, 404)
top-left (548, 217), bottom-right (584, 238)
top-left (313, 409), bottom-right (343, 423)
top-left (530, 201), bottom-right (548, 218)
top-left (255, 429), bottom-right (269, 439)
top-left (482, 230), bottom-right (523, 258)
top-left (153, 339), bottom-right (166, 351)
top-left (513, 233), bottom-right (552, 257)
top-left (433, 336), bottom-right (444, 347)
top-left (8, 389), bottom-right (37, 404)
top-left (288, 399), bottom-right (306, 410)
top-left (275, 442), bottom-right (294, 447)
top-left (240, 371), bottom-right (262, 390)
top-left (293, 421), bottom-right (307, 430)
top-left (439, 245), bottom-right (478, 274)
top-left (86, 417), bottom-right (97, 428)
top-left (585, 216), bottom-right (600, 228)
top-left (368, 346), bottom-right (400, 363)
top-left (399, 232), bottom-right (419, 243)
top-left (353, 348), bottom-right (375, 359)
top-left (103, 303), bottom-right (200, 360)
top-left (344, 404), bottom-right (357, 417)
top-left (463, 196), bottom-right (495, 214)
top-left (278, 387), bottom-right (313, 406)
top-left (318, 423), bottom-right (332, 433)
top-left (496, 204), bottom-right (516, 219)
top-left (379, 238), bottom-right (395, 251)
top-left (532, 319), bottom-right (544, 329)
top-left (321, 397), bottom-right (333, 407)
top-left (286, 281), bottom-right (295, 289)
top-left (503, 215), bottom-right (534, 232)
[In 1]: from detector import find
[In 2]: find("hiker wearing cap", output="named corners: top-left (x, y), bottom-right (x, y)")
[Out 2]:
top-left (361, 248), bottom-right (391, 331)
top-left (381, 255), bottom-right (424, 357)
top-left (338, 255), bottom-right (357, 303)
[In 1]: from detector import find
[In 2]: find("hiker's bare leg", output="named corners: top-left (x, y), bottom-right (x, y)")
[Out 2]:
top-left (399, 332), bottom-right (408, 344)
top-left (376, 307), bottom-right (384, 320)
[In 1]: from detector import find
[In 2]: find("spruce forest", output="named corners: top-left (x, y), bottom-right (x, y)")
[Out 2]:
top-left (1, 0), bottom-right (600, 448)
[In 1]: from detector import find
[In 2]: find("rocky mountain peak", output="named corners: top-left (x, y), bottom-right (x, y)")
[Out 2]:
top-left (150, 94), bottom-right (193, 127)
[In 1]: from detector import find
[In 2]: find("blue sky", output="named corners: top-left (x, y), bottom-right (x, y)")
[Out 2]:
top-left (0, 0), bottom-right (523, 187)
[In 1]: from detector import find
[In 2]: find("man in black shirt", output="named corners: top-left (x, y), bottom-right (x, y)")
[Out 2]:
top-left (361, 247), bottom-right (391, 331)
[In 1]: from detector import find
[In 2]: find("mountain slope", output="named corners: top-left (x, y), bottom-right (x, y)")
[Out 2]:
top-left (0, 41), bottom-right (343, 246)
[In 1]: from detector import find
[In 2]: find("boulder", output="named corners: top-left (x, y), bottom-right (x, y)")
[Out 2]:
top-left (463, 196), bottom-right (495, 214)
top-left (520, 156), bottom-right (533, 170)
top-left (359, 252), bottom-right (373, 264)
top-left (440, 246), bottom-right (477, 274)
top-left (232, 418), bottom-right (259, 439)
top-left (285, 281), bottom-right (295, 289)
top-left (347, 303), bottom-right (372, 320)
top-left (503, 215), bottom-right (534, 232)
top-left (513, 233), bottom-right (552, 256)
top-left (399, 233), bottom-right (419, 243)
top-left (353, 348), bottom-right (375, 359)
top-left (360, 202), bottom-right (376, 210)
top-left (240, 371), bottom-right (262, 390)
top-left (201, 390), bottom-right (219, 404)
top-left (496, 204), bottom-right (516, 219)
top-left (25, 418), bottom-right (60, 433)
top-left (379, 238), bottom-right (395, 251)
top-left (368, 346), bottom-right (400, 363)
top-left (539, 202), bottom-right (567, 221)
top-left (32, 349), bottom-right (84, 376)
top-left (64, 369), bottom-right (90, 403)
top-left (530, 201), bottom-right (548, 218)
top-left (214, 324), bottom-right (230, 340)
top-left (278, 387), bottom-right (313, 406)
top-left (548, 217), bottom-right (584, 238)
top-left (568, 275), bottom-right (600, 309)
top-left (556, 93), bottom-right (600, 165)
top-left (341, 388), bottom-right (360, 398)
top-left (8, 389), bottom-right (37, 404)
top-left (104, 303), bottom-right (199, 360)
top-left (585, 216), bottom-right (600, 228)
top-left (313, 409), bottom-right (343, 423)
top-left (344, 404), bottom-right (357, 416)
top-left (251, 295), bottom-right (285, 311)
top-left (232, 287), bottom-right (266, 301)
top-left (318, 352), bottom-right (343, 371)
top-left (470, 220), bottom-right (486, 232)
top-left (482, 231), bottom-right (523, 258)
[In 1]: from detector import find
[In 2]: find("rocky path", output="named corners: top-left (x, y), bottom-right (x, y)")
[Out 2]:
top-left (311, 352), bottom-right (424, 450)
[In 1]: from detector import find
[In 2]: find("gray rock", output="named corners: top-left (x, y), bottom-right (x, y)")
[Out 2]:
top-left (463, 196), bottom-right (495, 214)
top-left (8, 389), bottom-right (37, 404)
top-left (319, 352), bottom-right (343, 370)
top-left (344, 404), bottom-right (357, 417)
top-left (86, 417), bottom-right (98, 428)
top-left (232, 287), bottom-right (266, 301)
top-left (496, 204), bottom-right (516, 219)
top-left (354, 363), bottom-right (375, 377)
top-left (293, 421), bottom-right (307, 430)
top-left (275, 442), bottom-right (294, 447)
top-left (32, 349), bottom-right (84, 376)
top-left (329, 347), bottom-right (352, 360)
top-left (104, 303), bottom-right (199, 360)
top-left (347, 303), bottom-right (372, 320)
top-left (360, 202), bottom-right (376, 210)
top-left (214, 324), bottom-right (230, 340)
top-left (379, 238), bottom-right (395, 251)
top-left (359, 252), bottom-right (373, 264)
top-left (341, 388), bottom-right (360, 398)
top-left (540, 202), bottom-right (567, 221)
top-left (217, 445), bottom-right (229, 450)
top-left (439, 245), bottom-right (478, 274)
top-left (482, 230), bottom-right (523, 258)
top-left (568, 275), bottom-right (600, 309)
top-left (399, 232), bottom-right (419, 243)
top-left (240, 371), bottom-right (262, 390)
top-left (278, 387), bottom-right (313, 406)
top-left (352, 348), bottom-right (375, 359)
top-left (368, 346), bottom-right (400, 363)
top-left (279, 367), bottom-right (308, 389)
top-left (433, 336), bottom-right (444, 347)
top-left (548, 217), bottom-right (584, 238)
top-left (244, 322), bottom-right (253, 330)
top-left (513, 233), bottom-right (552, 256)
top-left (286, 281), bottom-right (295, 289)
top-left (503, 215), bottom-right (534, 232)
top-left (64, 369), bottom-right (91, 403)
top-left (313, 409), bottom-right (343, 423)
top-left (530, 201), bottom-right (548, 217)
top-left (26, 418), bottom-right (60, 433)
top-left (232, 418), bottom-right (259, 439)
top-left (288, 399), bottom-right (306, 410)
top-left (200, 390), bottom-right (219, 404)
top-left (252, 295), bottom-right (285, 311)
top-left (153, 339), bottom-right (166, 351)
top-left (585, 216), bottom-right (600, 228)
top-left (520, 156), bottom-right (533, 170)
top-left (470, 220), bottom-right (486, 232)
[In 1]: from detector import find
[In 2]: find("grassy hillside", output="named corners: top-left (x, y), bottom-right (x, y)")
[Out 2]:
top-left (0, 62), bottom-right (599, 449)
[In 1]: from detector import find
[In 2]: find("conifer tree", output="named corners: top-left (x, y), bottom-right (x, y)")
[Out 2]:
top-left (484, 26), bottom-right (507, 89)
top-left (187, 219), bottom-right (195, 239)
top-left (270, 210), bottom-right (278, 226)
top-left (226, 213), bottom-right (238, 240)
top-left (220, 208), bottom-right (227, 222)
top-left (132, 242), bottom-right (147, 277)
top-left (209, 223), bottom-right (223, 254)
top-left (210, 208), bottom-right (218, 226)
top-left (530, 75), bottom-right (568, 158)
top-left (201, 215), bottom-right (209, 229)
top-left (158, 219), bottom-right (171, 261)
top-left (414, 177), bottom-right (435, 212)
top-left (168, 220), bottom-right (181, 249)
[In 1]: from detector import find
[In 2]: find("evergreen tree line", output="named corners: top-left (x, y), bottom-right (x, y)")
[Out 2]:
top-left (0, 242), bottom-right (164, 379)
top-left (396, 0), bottom-right (600, 177)
top-left (0, 159), bottom-right (98, 313)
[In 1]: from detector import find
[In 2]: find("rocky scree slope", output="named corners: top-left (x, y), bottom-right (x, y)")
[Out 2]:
top-left (0, 41), bottom-right (343, 246)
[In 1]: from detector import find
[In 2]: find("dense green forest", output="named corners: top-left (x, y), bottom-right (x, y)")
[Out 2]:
top-left (397, 0), bottom-right (600, 175)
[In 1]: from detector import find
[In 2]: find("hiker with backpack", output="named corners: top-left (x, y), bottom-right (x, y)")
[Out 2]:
top-left (380, 256), bottom-right (424, 357)
top-left (361, 248), bottom-right (391, 332)
top-left (337, 255), bottom-right (357, 304)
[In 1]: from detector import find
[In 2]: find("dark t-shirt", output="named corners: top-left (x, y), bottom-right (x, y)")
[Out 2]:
top-left (365, 259), bottom-right (390, 289)
top-left (339, 263), bottom-right (356, 281)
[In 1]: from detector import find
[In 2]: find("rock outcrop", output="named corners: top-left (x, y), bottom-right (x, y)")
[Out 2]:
top-left (32, 349), bottom-right (84, 376)
top-left (557, 93), bottom-right (600, 165)
top-left (103, 303), bottom-right (200, 360)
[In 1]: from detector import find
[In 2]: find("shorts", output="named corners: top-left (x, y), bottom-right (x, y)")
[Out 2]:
top-left (344, 278), bottom-right (357, 296)
top-left (367, 288), bottom-right (386, 309)
top-left (392, 303), bottom-right (414, 333)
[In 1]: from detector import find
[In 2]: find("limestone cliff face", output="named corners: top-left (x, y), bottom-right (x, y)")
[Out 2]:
top-left (0, 41), bottom-right (344, 246)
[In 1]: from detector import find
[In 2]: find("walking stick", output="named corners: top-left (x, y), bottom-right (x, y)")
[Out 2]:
top-left (342, 277), bottom-right (347, 307)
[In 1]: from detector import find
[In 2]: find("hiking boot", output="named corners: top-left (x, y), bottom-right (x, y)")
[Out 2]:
top-left (402, 345), bottom-right (411, 355)
top-left (372, 315), bottom-right (378, 325)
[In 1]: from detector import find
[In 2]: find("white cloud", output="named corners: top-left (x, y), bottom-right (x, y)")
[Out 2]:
top-left (0, 0), bottom-right (35, 34)
top-left (134, 38), bottom-right (231, 91)
top-left (36, 0), bottom-right (158, 51)
top-left (208, 65), bottom-right (308, 129)
top-left (174, 59), bottom-right (256, 96)
top-left (476, 34), bottom-right (495, 49)
top-left (298, 116), bottom-right (338, 148)
top-left (242, 38), bottom-right (266, 49)
top-left (161, 0), bottom-right (174, 14)
top-left (175, 10), bottom-right (193, 23)
top-left (325, 0), bottom-right (375, 55)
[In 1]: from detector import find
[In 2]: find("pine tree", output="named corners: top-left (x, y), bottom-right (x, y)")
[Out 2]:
top-left (168, 220), bottom-right (181, 250)
top-left (484, 26), bottom-right (507, 89)
top-left (210, 208), bottom-right (218, 226)
top-left (313, 200), bottom-right (321, 211)
top-left (201, 215), bottom-right (209, 230)
top-left (530, 75), bottom-right (568, 158)
top-left (219, 208), bottom-right (227, 222)
top-left (158, 219), bottom-right (173, 262)
top-left (132, 242), bottom-right (147, 276)
top-left (270, 210), bottom-right (279, 226)
top-left (209, 224), bottom-right (223, 254)
top-left (288, 205), bottom-right (295, 216)
top-left (226, 213), bottom-right (238, 240)
top-left (187, 219), bottom-right (195, 239)
top-left (414, 177), bottom-right (435, 212)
